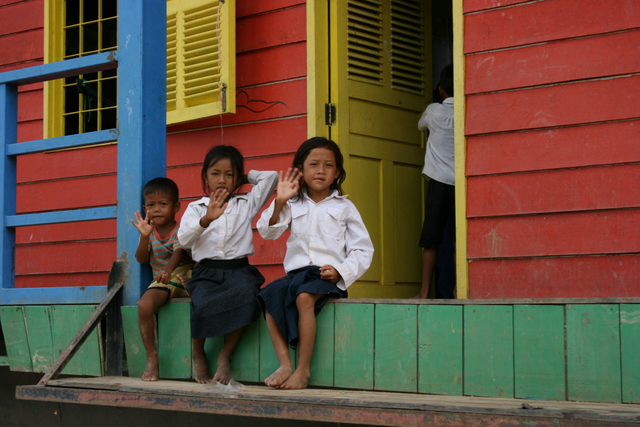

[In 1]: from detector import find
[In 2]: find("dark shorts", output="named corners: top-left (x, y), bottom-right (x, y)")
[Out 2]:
top-left (419, 178), bottom-right (455, 248)
top-left (258, 266), bottom-right (347, 349)
top-left (187, 258), bottom-right (265, 339)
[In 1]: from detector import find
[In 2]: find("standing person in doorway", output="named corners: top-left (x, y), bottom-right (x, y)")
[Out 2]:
top-left (415, 64), bottom-right (455, 299)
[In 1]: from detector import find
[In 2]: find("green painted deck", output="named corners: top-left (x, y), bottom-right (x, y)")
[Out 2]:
top-left (2, 298), bottom-right (640, 405)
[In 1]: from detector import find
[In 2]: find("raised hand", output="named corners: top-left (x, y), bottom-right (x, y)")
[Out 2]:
top-left (276, 168), bottom-right (303, 203)
top-left (131, 210), bottom-right (153, 237)
top-left (200, 188), bottom-right (229, 228)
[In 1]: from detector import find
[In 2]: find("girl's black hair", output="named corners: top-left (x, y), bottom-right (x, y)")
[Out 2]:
top-left (292, 136), bottom-right (345, 200)
top-left (200, 145), bottom-right (247, 196)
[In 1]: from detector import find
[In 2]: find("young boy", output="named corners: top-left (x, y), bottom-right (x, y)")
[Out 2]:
top-left (131, 177), bottom-right (193, 381)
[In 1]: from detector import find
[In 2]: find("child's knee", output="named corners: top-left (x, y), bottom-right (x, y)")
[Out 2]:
top-left (295, 292), bottom-right (316, 310)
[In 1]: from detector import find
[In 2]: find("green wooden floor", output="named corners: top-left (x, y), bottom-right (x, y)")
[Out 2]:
top-left (2, 300), bottom-right (639, 404)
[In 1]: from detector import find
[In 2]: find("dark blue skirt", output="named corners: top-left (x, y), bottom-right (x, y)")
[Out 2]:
top-left (187, 258), bottom-right (264, 339)
top-left (258, 266), bottom-right (347, 348)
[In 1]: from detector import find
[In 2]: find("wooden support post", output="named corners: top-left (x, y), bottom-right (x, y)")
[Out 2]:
top-left (37, 261), bottom-right (125, 386)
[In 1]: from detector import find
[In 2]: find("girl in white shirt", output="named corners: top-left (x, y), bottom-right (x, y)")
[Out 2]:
top-left (178, 145), bottom-right (278, 385)
top-left (257, 137), bottom-right (374, 390)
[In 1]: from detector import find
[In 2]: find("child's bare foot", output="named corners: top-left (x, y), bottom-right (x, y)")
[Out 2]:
top-left (279, 370), bottom-right (309, 390)
top-left (193, 352), bottom-right (212, 384)
top-left (141, 357), bottom-right (159, 381)
top-left (264, 365), bottom-right (293, 388)
top-left (212, 357), bottom-right (232, 385)
top-left (176, 274), bottom-right (189, 288)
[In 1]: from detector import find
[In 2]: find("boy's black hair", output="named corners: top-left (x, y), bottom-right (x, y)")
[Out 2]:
top-left (201, 145), bottom-right (247, 196)
top-left (438, 64), bottom-right (454, 97)
top-left (143, 177), bottom-right (179, 204)
top-left (292, 136), bottom-right (345, 200)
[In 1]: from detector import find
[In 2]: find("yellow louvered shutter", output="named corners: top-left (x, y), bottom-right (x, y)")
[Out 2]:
top-left (167, 0), bottom-right (235, 125)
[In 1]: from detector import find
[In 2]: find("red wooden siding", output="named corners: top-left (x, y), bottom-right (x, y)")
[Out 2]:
top-left (464, 0), bottom-right (640, 298)
top-left (5, 1), bottom-right (308, 289)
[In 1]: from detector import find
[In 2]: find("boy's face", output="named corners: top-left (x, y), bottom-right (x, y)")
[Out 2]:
top-left (143, 192), bottom-right (179, 227)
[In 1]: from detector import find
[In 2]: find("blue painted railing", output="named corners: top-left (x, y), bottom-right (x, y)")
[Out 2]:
top-left (0, 0), bottom-right (167, 306)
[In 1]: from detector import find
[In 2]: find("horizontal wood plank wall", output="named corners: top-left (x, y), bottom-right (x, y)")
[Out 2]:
top-left (4, 301), bottom-right (639, 404)
top-left (110, 301), bottom-right (640, 404)
top-left (5, 1), bottom-right (307, 289)
top-left (463, 0), bottom-right (640, 298)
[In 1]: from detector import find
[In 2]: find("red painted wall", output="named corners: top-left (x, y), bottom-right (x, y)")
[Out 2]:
top-left (464, 0), bottom-right (640, 298)
top-left (4, 0), bottom-right (307, 290)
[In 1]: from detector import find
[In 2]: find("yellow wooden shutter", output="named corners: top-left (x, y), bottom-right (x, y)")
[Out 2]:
top-left (167, 0), bottom-right (235, 125)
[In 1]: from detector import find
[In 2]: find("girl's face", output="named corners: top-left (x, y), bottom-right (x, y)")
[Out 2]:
top-left (301, 147), bottom-right (340, 202)
top-left (205, 157), bottom-right (238, 197)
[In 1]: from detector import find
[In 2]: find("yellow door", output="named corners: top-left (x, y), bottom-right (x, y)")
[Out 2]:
top-left (328, 0), bottom-right (432, 298)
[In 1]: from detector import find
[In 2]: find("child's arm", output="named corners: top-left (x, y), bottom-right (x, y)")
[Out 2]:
top-left (131, 210), bottom-right (153, 264)
top-left (245, 170), bottom-right (279, 219)
top-left (256, 168), bottom-right (302, 240)
top-left (326, 205), bottom-right (375, 289)
top-left (269, 168), bottom-right (302, 226)
top-left (154, 248), bottom-right (188, 284)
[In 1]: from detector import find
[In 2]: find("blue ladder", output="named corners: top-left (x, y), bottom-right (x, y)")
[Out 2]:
top-left (0, 0), bottom-right (167, 306)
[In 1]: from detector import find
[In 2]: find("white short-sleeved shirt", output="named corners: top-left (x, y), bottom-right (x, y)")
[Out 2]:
top-left (418, 97), bottom-right (454, 185)
top-left (257, 190), bottom-right (374, 291)
top-left (178, 170), bottom-right (278, 262)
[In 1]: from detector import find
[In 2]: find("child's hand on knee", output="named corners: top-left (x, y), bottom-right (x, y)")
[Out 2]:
top-left (154, 269), bottom-right (171, 284)
top-left (319, 265), bottom-right (341, 284)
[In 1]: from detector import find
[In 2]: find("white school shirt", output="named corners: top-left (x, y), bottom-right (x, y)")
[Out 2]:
top-left (178, 170), bottom-right (278, 262)
top-left (257, 190), bottom-right (374, 291)
top-left (418, 97), bottom-right (455, 185)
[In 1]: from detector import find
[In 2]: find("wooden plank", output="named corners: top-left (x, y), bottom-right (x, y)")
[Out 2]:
top-left (464, 0), bottom-right (532, 13)
top-left (17, 119), bottom-right (43, 143)
top-left (166, 79), bottom-right (307, 132)
top-left (237, 42), bottom-right (306, 87)
top-left (7, 206), bottom-right (116, 227)
top-left (464, 0), bottom-right (640, 54)
top-left (468, 256), bottom-right (640, 299)
top-left (620, 304), bottom-right (640, 403)
top-left (15, 240), bottom-right (115, 274)
top-left (237, 0), bottom-right (304, 17)
top-left (37, 263), bottom-right (124, 385)
top-left (20, 382), bottom-right (640, 427)
top-left (157, 302), bottom-right (191, 379)
top-left (121, 305), bottom-right (146, 378)
top-left (334, 303), bottom-right (374, 390)
top-left (466, 75), bottom-right (640, 136)
top-left (51, 305), bottom-right (102, 376)
top-left (309, 303), bottom-right (334, 387)
top-left (230, 319), bottom-right (261, 382)
top-left (16, 175), bottom-right (116, 212)
top-left (464, 305), bottom-right (514, 398)
top-left (566, 304), bottom-right (621, 403)
top-left (0, 30), bottom-right (44, 67)
top-left (374, 304), bottom-right (418, 392)
top-left (0, 0), bottom-right (43, 37)
top-left (16, 90), bottom-right (43, 122)
top-left (23, 306), bottom-right (54, 373)
top-left (513, 305), bottom-right (565, 400)
top-left (467, 209), bottom-right (640, 259)
top-left (16, 272), bottom-right (111, 289)
top-left (466, 120), bottom-right (640, 177)
top-left (467, 164), bottom-right (640, 217)
top-left (0, 306), bottom-right (33, 371)
top-left (17, 145), bottom-right (117, 183)
top-left (236, 5), bottom-right (306, 53)
top-left (418, 305), bottom-right (463, 396)
top-left (167, 117), bottom-right (306, 166)
top-left (16, 219), bottom-right (116, 244)
top-left (466, 30), bottom-right (640, 94)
